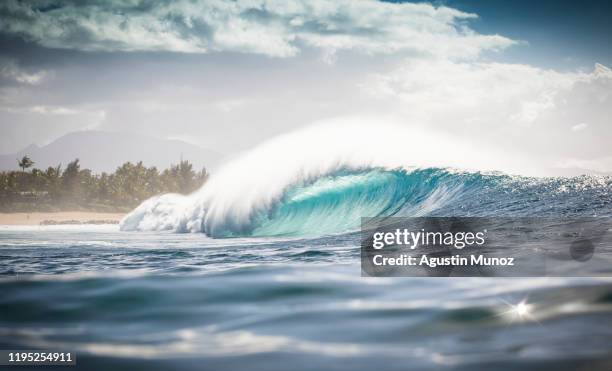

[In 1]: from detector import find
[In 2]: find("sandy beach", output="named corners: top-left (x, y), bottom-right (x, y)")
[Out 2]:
top-left (0, 212), bottom-right (126, 225)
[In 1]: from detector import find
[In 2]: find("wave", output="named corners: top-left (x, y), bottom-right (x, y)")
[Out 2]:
top-left (120, 121), bottom-right (612, 237)
top-left (120, 166), bottom-right (612, 237)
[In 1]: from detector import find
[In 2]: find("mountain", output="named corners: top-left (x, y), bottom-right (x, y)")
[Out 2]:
top-left (0, 131), bottom-right (224, 173)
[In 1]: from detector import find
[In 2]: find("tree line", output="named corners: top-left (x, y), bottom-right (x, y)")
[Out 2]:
top-left (0, 156), bottom-right (209, 212)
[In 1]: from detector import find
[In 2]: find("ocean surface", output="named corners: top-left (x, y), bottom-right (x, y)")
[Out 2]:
top-left (2, 169), bottom-right (612, 370)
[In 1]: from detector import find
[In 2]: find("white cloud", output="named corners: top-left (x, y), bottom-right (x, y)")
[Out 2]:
top-left (363, 60), bottom-right (612, 174)
top-left (1, 105), bottom-right (79, 115)
top-left (365, 60), bottom-right (577, 117)
top-left (571, 123), bottom-right (588, 132)
top-left (30, 105), bottom-right (79, 115)
top-left (0, 58), bottom-right (49, 85)
top-left (0, 0), bottom-right (514, 59)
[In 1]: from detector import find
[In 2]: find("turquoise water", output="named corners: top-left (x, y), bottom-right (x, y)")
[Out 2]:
top-left (2, 170), bottom-right (612, 370)
top-left (251, 168), bottom-right (612, 236)
top-left (122, 168), bottom-right (612, 236)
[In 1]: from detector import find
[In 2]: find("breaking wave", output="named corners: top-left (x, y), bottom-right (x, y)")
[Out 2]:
top-left (120, 121), bottom-right (612, 237)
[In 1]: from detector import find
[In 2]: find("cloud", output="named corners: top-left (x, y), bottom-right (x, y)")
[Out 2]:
top-left (0, 0), bottom-right (514, 59)
top-left (30, 105), bottom-right (79, 115)
top-left (571, 123), bottom-right (587, 132)
top-left (0, 58), bottom-right (49, 85)
top-left (0, 105), bottom-right (79, 115)
top-left (363, 60), bottom-right (612, 174)
top-left (365, 60), bottom-right (577, 120)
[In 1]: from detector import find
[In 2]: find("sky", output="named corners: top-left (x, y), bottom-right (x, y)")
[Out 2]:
top-left (0, 0), bottom-right (611, 175)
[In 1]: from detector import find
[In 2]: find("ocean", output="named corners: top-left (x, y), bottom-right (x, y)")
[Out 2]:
top-left (1, 168), bottom-right (612, 370)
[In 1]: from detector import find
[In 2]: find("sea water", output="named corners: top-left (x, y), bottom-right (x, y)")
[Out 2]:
top-left (2, 167), bottom-right (612, 370)
top-left (1, 224), bottom-right (612, 370)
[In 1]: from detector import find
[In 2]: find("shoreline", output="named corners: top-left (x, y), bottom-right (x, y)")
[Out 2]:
top-left (0, 212), bottom-right (126, 226)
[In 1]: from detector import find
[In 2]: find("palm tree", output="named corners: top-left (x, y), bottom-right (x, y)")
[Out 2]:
top-left (17, 155), bottom-right (34, 172)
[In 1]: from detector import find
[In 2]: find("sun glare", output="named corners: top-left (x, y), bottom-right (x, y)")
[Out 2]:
top-left (515, 300), bottom-right (530, 318)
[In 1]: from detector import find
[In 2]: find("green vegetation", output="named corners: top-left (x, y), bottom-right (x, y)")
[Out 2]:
top-left (0, 157), bottom-right (209, 212)
top-left (17, 155), bottom-right (34, 172)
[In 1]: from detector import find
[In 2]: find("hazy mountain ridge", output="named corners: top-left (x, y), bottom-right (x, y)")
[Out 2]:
top-left (0, 131), bottom-right (223, 173)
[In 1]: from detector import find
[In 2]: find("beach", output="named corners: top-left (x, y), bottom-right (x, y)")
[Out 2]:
top-left (0, 212), bottom-right (125, 225)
